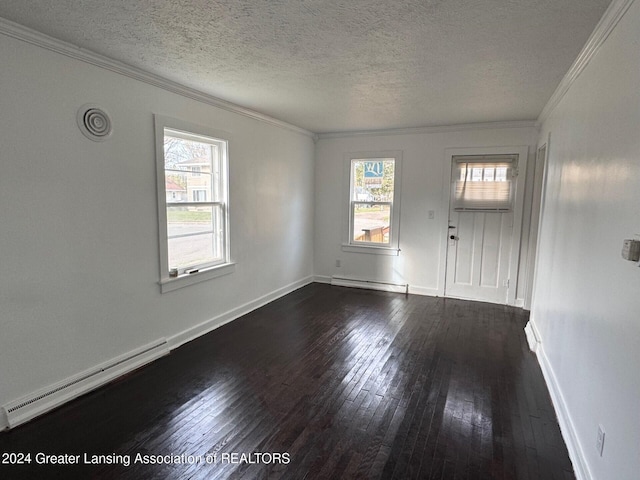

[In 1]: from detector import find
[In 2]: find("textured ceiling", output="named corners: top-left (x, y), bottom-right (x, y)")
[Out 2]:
top-left (0, 0), bottom-right (612, 133)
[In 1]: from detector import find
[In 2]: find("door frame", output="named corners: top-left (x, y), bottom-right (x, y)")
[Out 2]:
top-left (438, 145), bottom-right (529, 306)
top-left (523, 139), bottom-right (549, 310)
top-left (527, 132), bottom-right (552, 311)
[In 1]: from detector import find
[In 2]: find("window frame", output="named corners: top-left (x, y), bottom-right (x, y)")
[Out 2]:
top-left (342, 151), bottom-right (402, 256)
top-left (154, 115), bottom-right (234, 293)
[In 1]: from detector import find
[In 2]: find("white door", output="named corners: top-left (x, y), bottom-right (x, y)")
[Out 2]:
top-left (445, 155), bottom-right (517, 304)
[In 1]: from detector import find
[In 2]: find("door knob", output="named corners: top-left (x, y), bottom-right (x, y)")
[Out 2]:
top-left (450, 235), bottom-right (456, 240)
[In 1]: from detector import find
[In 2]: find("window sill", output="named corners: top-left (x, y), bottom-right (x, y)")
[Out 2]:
top-left (341, 244), bottom-right (400, 256)
top-left (159, 262), bottom-right (236, 293)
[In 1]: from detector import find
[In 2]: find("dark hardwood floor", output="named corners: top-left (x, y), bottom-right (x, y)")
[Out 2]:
top-left (0, 284), bottom-right (574, 479)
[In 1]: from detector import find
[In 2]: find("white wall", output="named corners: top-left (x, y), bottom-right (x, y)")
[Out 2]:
top-left (531, 1), bottom-right (640, 479)
top-left (314, 126), bottom-right (539, 298)
top-left (0, 33), bottom-right (315, 418)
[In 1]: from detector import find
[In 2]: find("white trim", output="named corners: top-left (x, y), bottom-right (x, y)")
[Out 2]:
top-left (0, 17), bottom-right (314, 139)
top-left (317, 121), bottom-right (538, 140)
top-left (532, 326), bottom-right (593, 480)
top-left (438, 153), bottom-right (453, 298)
top-left (2, 339), bottom-right (169, 429)
top-left (524, 320), bottom-right (540, 352)
top-left (537, 0), bottom-right (636, 124)
top-left (341, 244), bottom-right (400, 256)
top-left (6, 0), bottom-right (630, 139)
top-left (313, 275), bottom-right (332, 284)
top-left (523, 141), bottom-right (549, 310)
top-left (407, 285), bottom-right (439, 297)
top-left (154, 114), bottom-right (232, 292)
top-left (160, 262), bottom-right (236, 293)
top-left (168, 275), bottom-right (314, 349)
top-left (440, 146), bottom-right (529, 306)
top-left (529, 134), bottom-right (552, 313)
top-left (0, 275), bottom-right (314, 431)
top-left (505, 148), bottom-right (528, 306)
top-left (343, 151), bottom-right (403, 254)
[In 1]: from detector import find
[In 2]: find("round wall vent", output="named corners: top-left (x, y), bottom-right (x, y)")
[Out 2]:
top-left (77, 104), bottom-right (112, 142)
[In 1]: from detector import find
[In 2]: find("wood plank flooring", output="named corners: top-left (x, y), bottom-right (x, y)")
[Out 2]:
top-left (0, 284), bottom-right (574, 479)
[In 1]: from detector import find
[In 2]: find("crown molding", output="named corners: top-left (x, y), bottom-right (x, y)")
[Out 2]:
top-left (537, 0), bottom-right (636, 125)
top-left (0, 17), bottom-right (314, 139)
top-left (5, 0), bottom-right (630, 141)
top-left (316, 120), bottom-right (538, 140)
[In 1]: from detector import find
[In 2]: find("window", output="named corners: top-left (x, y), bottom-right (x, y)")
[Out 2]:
top-left (452, 155), bottom-right (516, 211)
top-left (154, 115), bottom-right (233, 292)
top-left (343, 152), bottom-right (402, 254)
top-left (192, 190), bottom-right (207, 202)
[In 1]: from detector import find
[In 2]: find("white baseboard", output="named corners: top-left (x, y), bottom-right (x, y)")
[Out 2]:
top-left (168, 275), bottom-right (314, 350)
top-left (314, 275), bottom-right (332, 284)
top-left (2, 339), bottom-right (170, 430)
top-left (524, 321), bottom-right (540, 352)
top-left (408, 285), bottom-right (439, 297)
top-left (1, 275), bottom-right (314, 431)
top-left (530, 322), bottom-right (592, 480)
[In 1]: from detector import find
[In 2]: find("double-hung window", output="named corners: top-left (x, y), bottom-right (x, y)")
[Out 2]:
top-left (154, 115), bottom-right (233, 292)
top-left (343, 152), bottom-right (402, 255)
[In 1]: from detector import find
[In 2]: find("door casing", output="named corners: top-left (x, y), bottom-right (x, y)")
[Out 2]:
top-left (438, 146), bottom-right (529, 306)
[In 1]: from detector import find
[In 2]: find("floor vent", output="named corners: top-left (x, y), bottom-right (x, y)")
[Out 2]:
top-left (2, 339), bottom-right (169, 429)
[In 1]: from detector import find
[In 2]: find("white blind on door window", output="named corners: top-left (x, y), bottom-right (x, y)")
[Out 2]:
top-left (453, 155), bottom-right (516, 211)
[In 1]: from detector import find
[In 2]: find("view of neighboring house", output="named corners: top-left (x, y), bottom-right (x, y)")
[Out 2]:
top-left (180, 157), bottom-right (212, 203)
top-left (165, 156), bottom-right (214, 205)
top-left (165, 177), bottom-right (187, 202)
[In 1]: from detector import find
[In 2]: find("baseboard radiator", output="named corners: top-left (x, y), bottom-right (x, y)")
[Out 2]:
top-left (331, 276), bottom-right (409, 294)
top-left (2, 339), bottom-right (169, 429)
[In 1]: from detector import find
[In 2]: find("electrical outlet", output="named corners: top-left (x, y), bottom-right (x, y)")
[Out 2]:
top-left (596, 425), bottom-right (605, 457)
top-left (335, 259), bottom-right (341, 268)
top-left (428, 210), bottom-right (435, 219)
